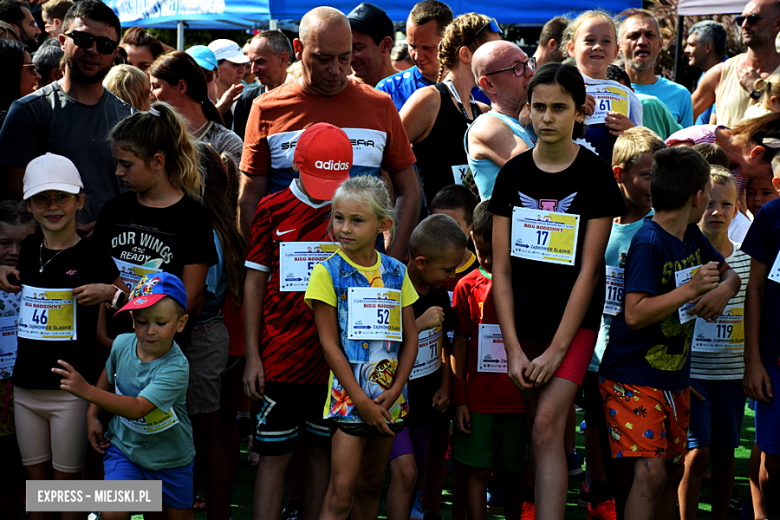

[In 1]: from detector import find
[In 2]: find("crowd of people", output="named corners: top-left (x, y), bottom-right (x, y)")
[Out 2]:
top-left (2, 0), bottom-right (780, 520)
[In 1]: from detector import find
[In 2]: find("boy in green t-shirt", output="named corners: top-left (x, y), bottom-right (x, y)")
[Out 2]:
top-left (53, 273), bottom-right (194, 519)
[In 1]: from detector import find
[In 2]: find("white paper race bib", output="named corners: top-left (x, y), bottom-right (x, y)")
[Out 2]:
top-left (17, 285), bottom-right (77, 341)
top-left (585, 85), bottom-right (631, 125)
top-left (410, 326), bottom-right (442, 380)
top-left (603, 266), bottom-right (625, 316)
top-left (674, 265), bottom-right (701, 324)
top-left (769, 249), bottom-right (780, 284)
top-left (511, 207), bottom-right (580, 266)
top-left (114, 258), bottom-right (162, 291)
top-left (347, 287), bottom-right (402, 341)
top-left (116, 383), bottom-right (178, 435)
top-left (478, 324), bottom-right (506, 373)
top-left (692, 305), bottom-right (745, 352)
top-left (279, 242), bottom-right (339, 292)
top-left (0, 316), bottom-right (18, 377)
top-left (452, 165), bottom-right (473, 187)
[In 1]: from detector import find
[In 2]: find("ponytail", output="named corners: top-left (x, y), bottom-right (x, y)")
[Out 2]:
top-left (201, 98), bottom-right (225, 126)
top-left (110, 101), bottom-right (204, 200)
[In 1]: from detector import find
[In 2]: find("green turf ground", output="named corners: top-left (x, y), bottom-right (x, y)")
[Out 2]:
top-left (155, 405), bottom-right (755, 520)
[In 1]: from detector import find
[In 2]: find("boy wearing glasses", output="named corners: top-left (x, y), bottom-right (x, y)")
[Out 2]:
top-left (466, 40), bottom-right (536, 199)
top-left (0, 0), bottom-right (133, 225)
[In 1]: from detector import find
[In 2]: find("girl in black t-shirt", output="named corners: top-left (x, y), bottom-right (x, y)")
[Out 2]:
top-left (489, 63), bottom-right (624, 520)
top-left (94, 102), bottom-right (217, 344)
top-left (0, 155), bottom-right (122, 503)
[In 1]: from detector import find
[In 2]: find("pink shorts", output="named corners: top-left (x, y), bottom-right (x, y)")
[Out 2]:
top-left (519, 329), bottom-right (597, 386)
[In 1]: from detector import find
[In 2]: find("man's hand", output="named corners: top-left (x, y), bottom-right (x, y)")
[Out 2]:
top-left (216, 84), bottom-right (245, 114)
top-left (738, 65), bottom-right (762, 95)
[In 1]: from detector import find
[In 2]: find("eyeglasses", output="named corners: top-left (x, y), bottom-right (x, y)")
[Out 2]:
top-left (485, 56), bottom-right (537, 78)
top-left (64, 30), bottom-right (118, 55)
top-left (469, 18), bottom-right (503, 45)
top-left (23, 63), bottom-right (38, 74)
top-left (736, 14), bottom-right (763, 26)
top-left (30, 193), bottom-right (77, 209)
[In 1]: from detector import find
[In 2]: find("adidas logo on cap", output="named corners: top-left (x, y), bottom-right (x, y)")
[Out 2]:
top-left (315, 160), bottom-right (351, 171)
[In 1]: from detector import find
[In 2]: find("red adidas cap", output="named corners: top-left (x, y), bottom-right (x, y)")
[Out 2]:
top-left (294, 123), bottom-right (353, 201)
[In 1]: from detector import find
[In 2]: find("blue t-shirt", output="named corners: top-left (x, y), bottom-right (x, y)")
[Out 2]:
top-left (200, 230), bottom-right (227, 322)
top-left (740, 198), bottom-right (780, 365)
top-left (599, 220), bottom-right (724, 390)
top-left (632, 77), bottom-right (693, 128)
top-left (590, 213), bottom-right (653, 372)
top-left (376, 66), bottom-right (490, 111)
top-left (106, 333), bottom-right (194, 470)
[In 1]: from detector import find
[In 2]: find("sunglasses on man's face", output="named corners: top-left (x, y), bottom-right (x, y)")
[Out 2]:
top-left (64, 30), bottom-right (118, 55)
top-left (736, 14), bottom-right (763, 26)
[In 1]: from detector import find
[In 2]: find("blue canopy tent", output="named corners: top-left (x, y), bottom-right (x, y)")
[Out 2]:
top-left (110, 0), bottom-right (642, 48)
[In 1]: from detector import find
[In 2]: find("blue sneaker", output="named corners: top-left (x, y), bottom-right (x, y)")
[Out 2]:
top-left (580, 420), bottom-right (587, 434)
top-left (567, 451), bottom-right (584, 476)
top-left (410, 490), bottom-right (424, 520)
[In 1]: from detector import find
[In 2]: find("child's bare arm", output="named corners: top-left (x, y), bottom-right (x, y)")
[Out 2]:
top-left (390, 305), bottom-right (418, 396)
top-left (744, 259), bottom-right (773, 402)
top-left (53, 360), bottom-right (156, 420)
top-left (625, 261), bottom-right (720, 330)
top-left (432, 333), bottom-right (451, 412)
top-left (690, 264), bottom-right (740, 320)
top-left (451, 334), bottom-right (469, 378)
top-left (243, 269), bottom-right (269, 400)
top-left (86, 369), bottom-right (113, 454)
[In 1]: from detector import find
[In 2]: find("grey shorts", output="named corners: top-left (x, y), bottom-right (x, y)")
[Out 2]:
top-left (185, 318), bottom-right (230, 415)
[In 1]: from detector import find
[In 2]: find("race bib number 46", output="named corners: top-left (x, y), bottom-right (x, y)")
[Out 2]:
top-left (511, 207), bottom-right (580, 266)
top-left (18, 285), bottom-right (77, 341)
top-left (279, 242), bottom-right (339, 292)
top-left (347, 287), bottom-right (402, 341)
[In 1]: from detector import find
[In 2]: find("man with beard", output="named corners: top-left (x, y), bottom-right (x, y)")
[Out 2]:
top-left (0, 1), bottom-right (40, 51)
top-left (0, 0), bottom-right (133, 229)
top-left (619, 10), bottom-right (693, 128)
top-left (692, 0), bottom-right (780, 127)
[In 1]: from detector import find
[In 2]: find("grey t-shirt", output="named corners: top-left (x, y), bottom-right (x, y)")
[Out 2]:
top-left (0, 82), bottom-right (134, 221)
top-left (198, 122), bottom-right (243, 172)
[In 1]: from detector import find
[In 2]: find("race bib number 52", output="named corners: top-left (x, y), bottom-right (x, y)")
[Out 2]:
top-left (347, 287), bottom-right (402, 341)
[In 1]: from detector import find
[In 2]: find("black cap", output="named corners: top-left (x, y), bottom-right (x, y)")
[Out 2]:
top-left (347, 3), bottom-right (394, 41)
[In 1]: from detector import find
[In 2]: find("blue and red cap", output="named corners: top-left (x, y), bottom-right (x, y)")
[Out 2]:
top-left (115, 272), bottom-right (188, 316)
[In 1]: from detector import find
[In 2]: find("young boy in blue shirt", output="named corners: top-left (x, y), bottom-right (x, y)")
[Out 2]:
top-left (53, 273), bottom-right (194, 520)
top-left (598, 147), bottom-right (740, 520)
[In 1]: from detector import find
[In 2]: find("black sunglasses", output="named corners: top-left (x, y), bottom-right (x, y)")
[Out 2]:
top-left (485, 56), bottom-right (536, 77)
top-left (736, 14), bottom-right (763, 26)
top-left (64, 30), bottom-right (118, 55)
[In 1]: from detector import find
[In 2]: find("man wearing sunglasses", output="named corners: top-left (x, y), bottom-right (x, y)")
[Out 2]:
top-left (691, 0), bottom-right (780, 128)
top-left (0, 0), bottom-right (133, 234)
top-left (619, 10), bottom-right (693, 128)
top-left (465, 40), bottom-right (536, 199)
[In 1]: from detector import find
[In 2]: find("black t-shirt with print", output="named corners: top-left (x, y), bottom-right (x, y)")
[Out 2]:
top-left (12, 234), bottom-right (119, 390)
top-left (488, 147), bottom-right (626, 341)
top-left (92, 192), bottom-right (217, 280)
top-left (408, 285), bottom-right (454, 427)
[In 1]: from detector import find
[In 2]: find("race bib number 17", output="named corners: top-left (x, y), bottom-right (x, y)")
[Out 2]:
top-left (511, 207), bottom-right (580, 266)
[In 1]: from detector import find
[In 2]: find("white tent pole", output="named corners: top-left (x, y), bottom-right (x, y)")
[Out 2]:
top-left (177, 20), bottom-right (184, 50)
top-left (270, 19), bottom-right (278, 30)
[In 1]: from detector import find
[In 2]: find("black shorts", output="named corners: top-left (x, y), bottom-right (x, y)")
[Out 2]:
top-left (583, 370), bottom-right (607, 430)
top-left (329, 420), bottom-right (406, 438)
top-left (251, 381), bottom-right (331, 456)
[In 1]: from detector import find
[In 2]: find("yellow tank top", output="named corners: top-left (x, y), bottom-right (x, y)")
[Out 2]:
top-left (716, 55), bottom-right (780, 127)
